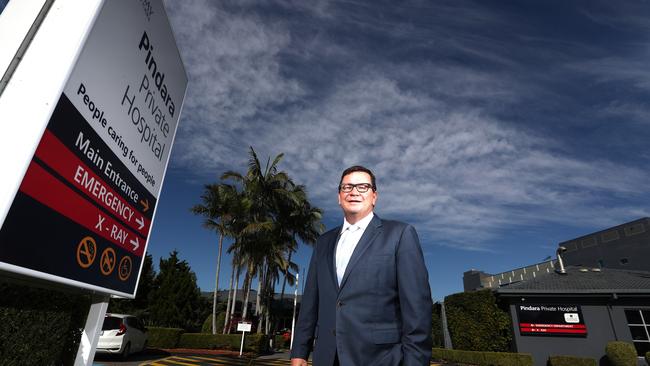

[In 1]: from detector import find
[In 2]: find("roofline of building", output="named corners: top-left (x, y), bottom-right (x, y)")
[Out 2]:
top-left (557, 216), bottom-right (650, 245)
top-left (497, 289), bottom-right (650, 296)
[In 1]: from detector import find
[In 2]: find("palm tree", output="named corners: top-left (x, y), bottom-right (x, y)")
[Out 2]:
top-left (191, 183), bottom-right (239, 334)
top-left (219, 146), bottom-right (323, 335)
top-left (278, 185), bottom-right (324, 303)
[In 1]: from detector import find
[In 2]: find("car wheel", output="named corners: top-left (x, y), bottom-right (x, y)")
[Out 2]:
top-left (121, 343), bottom-right (131, 360)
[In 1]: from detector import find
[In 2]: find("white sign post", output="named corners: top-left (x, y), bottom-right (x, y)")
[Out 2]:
top-left (290, 272), bottom-right (299, 350)
top-left (237, 321), bottom-right (252, 356)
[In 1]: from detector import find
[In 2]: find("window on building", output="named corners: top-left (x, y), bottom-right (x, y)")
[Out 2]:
top-left (624, 309), bottom-right (650, 356)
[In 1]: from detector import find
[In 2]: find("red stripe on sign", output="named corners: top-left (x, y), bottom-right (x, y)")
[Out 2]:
top-left (19, 161), bottom-right (145, 256)
top-left (519, 323), bottom-right (586, 329)
top-left (521, 327), bottom-right (587, 334)
top-left (34, 130), bottom-right (151, 236)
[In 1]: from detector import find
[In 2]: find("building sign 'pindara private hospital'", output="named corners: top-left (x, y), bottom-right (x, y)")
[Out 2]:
top-left (120, 31), bottom-right (178, 167)
top-left (0, 0), bottom-right (187, 297)
top-left (517, 304), bottom-right (587, 337)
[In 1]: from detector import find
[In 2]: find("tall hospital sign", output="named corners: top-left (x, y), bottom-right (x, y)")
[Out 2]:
top-left (0, 0), bottom-right (187, 298)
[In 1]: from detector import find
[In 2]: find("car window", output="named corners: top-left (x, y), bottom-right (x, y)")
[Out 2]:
top-left (102, 316), bottom-right (122, 330)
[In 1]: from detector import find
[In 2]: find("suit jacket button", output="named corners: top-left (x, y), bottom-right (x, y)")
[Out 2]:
top-left (337, 300), bottom-right (344, 308)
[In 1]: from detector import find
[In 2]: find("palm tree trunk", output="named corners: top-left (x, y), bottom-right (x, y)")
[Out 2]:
top-left (255, 275), bottom-right (262, 316)
top-left (212, 233), bottom-right (224, 334)
top-left (257, 262), bottom-right (266, 334)
top-left (242, 267), bottom-right (252, 320)
top-left (279, 251), bottom-right (292, 303)
top-left (229, 265), bottom-right (241, 334)
top-left (223, 263), bottom-right (235, 334)
top-left (265, 266), bottom-right (273, 335)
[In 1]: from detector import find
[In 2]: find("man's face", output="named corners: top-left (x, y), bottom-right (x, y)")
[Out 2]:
top-left (338, 171), bottom-right (377, 221)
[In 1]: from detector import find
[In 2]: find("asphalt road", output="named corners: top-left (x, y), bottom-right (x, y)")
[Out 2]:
top-left (92, 349), bottom-right (291, 366)
top-left (94, 350), bottom-right (448, 366)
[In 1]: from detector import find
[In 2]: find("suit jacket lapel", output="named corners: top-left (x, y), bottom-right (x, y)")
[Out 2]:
top-left (327, 226), bottom-right (341, 291)
top-left (339, 215), bottom-right (382, 290)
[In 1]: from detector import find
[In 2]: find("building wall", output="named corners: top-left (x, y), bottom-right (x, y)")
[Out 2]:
top-left (507, 297), bottom-right (650, 366)
top-left (561, 217), bottom-right (650, 271)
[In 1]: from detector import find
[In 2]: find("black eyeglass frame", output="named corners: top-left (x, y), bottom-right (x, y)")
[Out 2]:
top-left (338, 183), bottom-right (375, 193)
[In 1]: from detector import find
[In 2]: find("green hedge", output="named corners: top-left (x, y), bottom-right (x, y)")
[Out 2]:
top-left (147, 327), bottom-right (185, 348)
top-left (178, 333), bottom-right (269, 354)
top-left (444, 290), bottom-right (512, 352)
top-left (605, 341), bottom-right (637, 366)
top-left (432, 347), bottom-right (533, 366)
top-left (0, 282), bottom-right (90, 366)
top-left (548, 355), bottom-right (597, 366)
top-left (645, 351), bottom-right (649, 364)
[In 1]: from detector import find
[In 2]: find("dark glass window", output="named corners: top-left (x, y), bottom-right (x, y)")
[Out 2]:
top-left (643, 310), bottom-right (650, 321)
top-left (625, 309), bottom-right (650, 356)
top-left (629, 326), bottom-right (648, 341)
top-left (625, 310), bottom-right (643, 324)
top-left (633, 342), bottom-right (650, 357)
top-left (102, 316), bottom-right (122, 330)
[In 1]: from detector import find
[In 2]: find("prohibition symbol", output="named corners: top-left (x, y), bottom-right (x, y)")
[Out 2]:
top-left (100, 248), bottom-right (117, 275)
top-left (118, 256), bottom-right (133, 281)
top-left (76, 236), bottom-right (97, 269)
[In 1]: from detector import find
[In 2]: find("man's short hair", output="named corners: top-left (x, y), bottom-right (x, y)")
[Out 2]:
top-left (339, 165), bottom-right (377, 191)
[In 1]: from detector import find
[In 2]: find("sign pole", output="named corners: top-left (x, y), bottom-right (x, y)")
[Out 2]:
top-left (239, 329), bottom-right (246, 357)
top-left (74, 293), bottom-right (110, 366)
top-left (237, 321), bottom-right (252, 356)
top-left (290, 272), bottom-right (299, 350)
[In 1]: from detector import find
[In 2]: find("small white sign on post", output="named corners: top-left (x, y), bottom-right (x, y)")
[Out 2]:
top-left (237, 321), bottom-right (252, 356)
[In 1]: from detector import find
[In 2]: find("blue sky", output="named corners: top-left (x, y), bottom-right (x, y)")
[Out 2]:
top-left (147, 0), bottom-right (650, 301)
top-left (4, 0), bottom-right (646, 301)
top-left (145, 0), bottom-right (650, 301)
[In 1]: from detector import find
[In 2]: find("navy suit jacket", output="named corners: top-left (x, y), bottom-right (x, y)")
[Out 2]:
top-left (291, 215), bottom-right (432, 366)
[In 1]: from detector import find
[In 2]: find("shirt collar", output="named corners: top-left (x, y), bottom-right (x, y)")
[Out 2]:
top-left (342, 212), bottom-right (374, 232)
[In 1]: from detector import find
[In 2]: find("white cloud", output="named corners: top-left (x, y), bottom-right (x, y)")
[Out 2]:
top-left (164, 0), bottom-right (650, 252)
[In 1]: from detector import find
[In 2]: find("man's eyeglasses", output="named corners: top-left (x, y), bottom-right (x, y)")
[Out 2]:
top-left (339, 183), bottom-right (374, 193)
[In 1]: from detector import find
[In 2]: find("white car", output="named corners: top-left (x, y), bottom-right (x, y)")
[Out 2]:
top-left (96, 314), bottom-right (148, 359)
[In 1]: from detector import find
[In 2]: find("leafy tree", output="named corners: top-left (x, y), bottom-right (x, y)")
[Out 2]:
top-left (108, 253), bottom-right (155, 319)
top-left (148, 251), bottom-right (206, 331)
top-left (444, 289), bottom-right (512, 352)
top-left (191, 183), bottom-right (239, 334)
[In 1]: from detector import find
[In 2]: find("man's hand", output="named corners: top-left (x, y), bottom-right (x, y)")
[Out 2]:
top-left (291, 358), bottom-right (308, 366)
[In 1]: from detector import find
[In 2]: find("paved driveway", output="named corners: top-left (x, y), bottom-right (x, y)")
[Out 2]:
top-left (95, 350), bottom-right (448, 366)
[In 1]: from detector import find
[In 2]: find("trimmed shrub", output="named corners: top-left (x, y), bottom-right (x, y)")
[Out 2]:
top-left (0, 282), bottom-right (90, 366)
top-left (548, 355), bottom-right (597, 366)
top-left (605, 341), bottom-right (637, 366)
top-left (645, 351), bottom-right (649, 364)
top-left (147, 327), bottom-right (184, 348)
top-left (201, 314), bottom-right (213, 333)
top-left (483, 351), bottom-right (534, 366)
top-left (201, 313), bottom-right (226, 334)
top-left (178, 333), bottom-right (269, 354)
top-left (431, 347), bottom-right (533, 366)
top-left (444, 290), bottom-right (512, 352)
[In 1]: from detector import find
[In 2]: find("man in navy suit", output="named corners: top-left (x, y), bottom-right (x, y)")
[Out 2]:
top-left (291, 166), bottom-right (432, 366)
